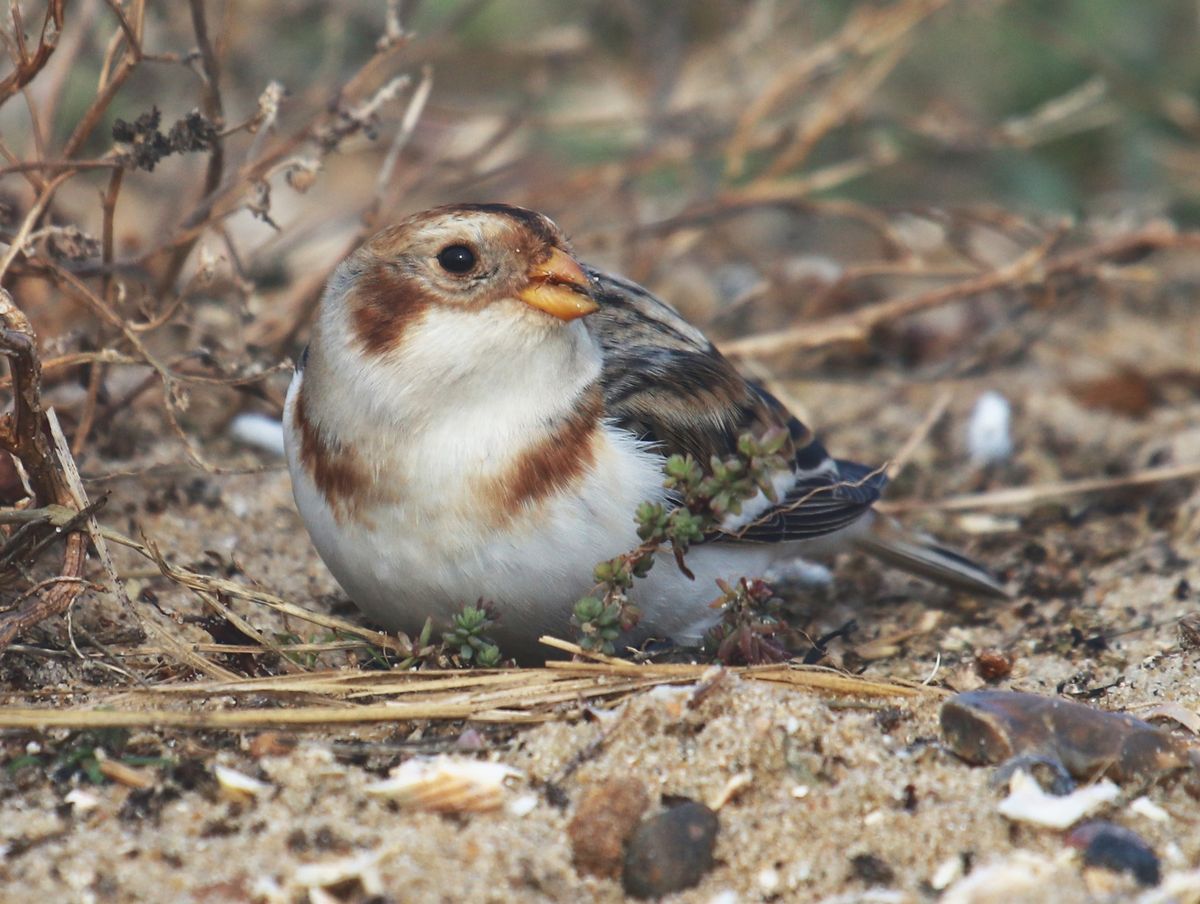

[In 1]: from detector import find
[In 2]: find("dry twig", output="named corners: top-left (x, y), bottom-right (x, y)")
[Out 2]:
top-left (879, 460), bottom-right (1200, 514)
top-left (719, 222), bottom-right (1197, 358)
top-left (0, 292), bottom-right (88, 648)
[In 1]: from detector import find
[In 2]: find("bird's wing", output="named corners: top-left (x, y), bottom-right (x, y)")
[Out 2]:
top-left (584, 267), bottom-right (885, 543)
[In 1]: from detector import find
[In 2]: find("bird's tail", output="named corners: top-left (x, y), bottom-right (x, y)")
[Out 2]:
top-left (851, 515), bottom-right (1010, 599)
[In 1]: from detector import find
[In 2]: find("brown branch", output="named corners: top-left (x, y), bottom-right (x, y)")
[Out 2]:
top-left (760, 36), bottom-right (912, 181)
top-left (60, 58), bottom-right (135, 161)
top-left (101, 0), bottom-right (143, 60)
top-left (70, 166), bottom-right (127, 456)
top-left (878, 461), bottom-right (1200, 514)
top-left (150, 0), bottom-right (228, 300)
top-left (71, 360), bottom-right (104, 457)
top-left (886, 390), bottom-right (952, 481)
top-left (0, 291), bottom-right (89, 649)
top-left (0, 0), bottom-right (65, 106)
top-left (720, 222), bottom-right (1195, 359)
top-left (59, 0), bottom-right (144, 161)
top-left (0, 350), bottom-right (141, 391)
top-left (0, 157), bottom-right (122, 176)
top-left (0, 169), bottom-right (74, 283)
top-left (723, 0), bottom-right (947, 179)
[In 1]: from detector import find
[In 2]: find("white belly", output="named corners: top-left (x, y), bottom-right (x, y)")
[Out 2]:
top-left (284, 372), bottom-right (783, 659)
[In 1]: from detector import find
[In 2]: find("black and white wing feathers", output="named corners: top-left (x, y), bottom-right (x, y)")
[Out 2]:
top-left (584, 268), bottom-right (885, 545)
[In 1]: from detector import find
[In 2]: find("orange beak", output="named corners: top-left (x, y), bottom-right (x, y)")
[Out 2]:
top-left (517, 247), bottom-right (598, 321)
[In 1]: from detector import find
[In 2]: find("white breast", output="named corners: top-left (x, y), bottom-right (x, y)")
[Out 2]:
top-left (285, 366), bottom-right (789, 659)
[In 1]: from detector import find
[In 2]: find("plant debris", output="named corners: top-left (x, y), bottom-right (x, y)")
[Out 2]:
top-left (111, 107), bottom-right (218, 172)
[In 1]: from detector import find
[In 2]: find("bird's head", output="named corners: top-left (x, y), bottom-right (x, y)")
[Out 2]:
top-left (328, 202), bottom-right (595, 350)
top-left (309, 203), bottom-right (602, 421)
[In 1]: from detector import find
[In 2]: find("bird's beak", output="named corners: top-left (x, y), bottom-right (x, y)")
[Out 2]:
top-left (517, 247), bottom-right (598, 320)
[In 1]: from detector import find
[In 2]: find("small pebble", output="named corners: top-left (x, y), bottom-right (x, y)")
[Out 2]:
top-left (623, 800), bottom-right (719, 899)
top-left (1178, 614), bottom-right (1200, 650)
top-left (756, 867), bottom-right (780, 894)
top-left (849, 852), bottom-right (895, 885)
top-left (568, 777), bottom-right (650, 880)
top-left (941, 852), bottom-right (1061, 903)
top-left (1067, 821), bottom-right (1160, 887)
top-left (974, 649), bottom-right (1015, 682)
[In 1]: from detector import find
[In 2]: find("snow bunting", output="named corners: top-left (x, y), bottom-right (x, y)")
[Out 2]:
top-left (284, 203), bottom-right (1007, 659)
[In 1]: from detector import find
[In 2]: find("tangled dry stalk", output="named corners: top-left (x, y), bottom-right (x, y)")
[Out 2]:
top-left (0, 290), bottom-right (90, 647)
top-left (0, 1), bottom-right (433, 657)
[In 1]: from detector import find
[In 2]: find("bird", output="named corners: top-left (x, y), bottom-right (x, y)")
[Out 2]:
top-left (284, 203), bottom-right (1008, 661)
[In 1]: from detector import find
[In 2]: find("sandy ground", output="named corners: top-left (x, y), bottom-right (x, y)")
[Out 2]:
top-left (2, 281), bottom-right (1200, 903)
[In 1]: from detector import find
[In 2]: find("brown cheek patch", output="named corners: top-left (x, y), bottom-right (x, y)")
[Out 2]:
top-left (487, 385), bottom-right (604, 522)
top-left (350, 259), bottom-right (429, 357)
top-left (294, 387), bottom-right (372, 524)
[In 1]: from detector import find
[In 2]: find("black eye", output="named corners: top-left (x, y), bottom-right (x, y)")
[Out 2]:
top-left (436, 244), bottom-right (477, 274)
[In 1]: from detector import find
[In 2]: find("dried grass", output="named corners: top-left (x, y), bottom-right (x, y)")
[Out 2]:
top-left (0, 635), bottom-right (929, 730)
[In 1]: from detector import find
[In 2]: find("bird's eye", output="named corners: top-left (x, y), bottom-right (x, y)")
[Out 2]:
top-left (436, 244), bottom-right (477, 274)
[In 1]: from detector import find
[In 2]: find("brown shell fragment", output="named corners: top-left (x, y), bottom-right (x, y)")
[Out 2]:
top-left (568, 777), bottom-right (651, 880)
top-left (940, 690), bottom-right (1199, 783)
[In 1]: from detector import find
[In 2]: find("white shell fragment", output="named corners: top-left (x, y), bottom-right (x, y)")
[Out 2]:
top-left (1129, 795), bottom-right (1170, 823)
top-left (966, 390), bottom-right (1013, 466)
top-left (364, 757), bottom-right (521, 812)
top-left (942, 851), bottom-right (1068, 904)
top-left (64, 788), bottom-right (102, 813)
top-left (705, 891), bottom-right (739, 904)
top-left (293, 852), bottom-right (384, 896)
top-left (645, 684), bottom-right (694, 720)
top-left (997, 769), bottom-right (1119, 829)
top-left (213, 763), bottom-right (272, 799)
top-left (228, 413), bottom-right (286, 456)
top-left (930, 854), bottom-right (965, 891)
top-left (506, 793), bottom-right (539, 818)
top-left (708, 771), bottom-right (753, 811)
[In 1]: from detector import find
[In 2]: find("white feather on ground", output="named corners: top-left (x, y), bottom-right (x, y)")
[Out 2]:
top-left (229, 413), bottom-right (286, 457)
top-left (966, 390), bottom-right (1014, 466)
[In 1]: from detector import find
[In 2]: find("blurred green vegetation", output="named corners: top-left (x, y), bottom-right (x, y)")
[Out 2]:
top-left (400, 0), bottom-right (1200, 220)
top-left (19, 0), bottom-right (1200, 235)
